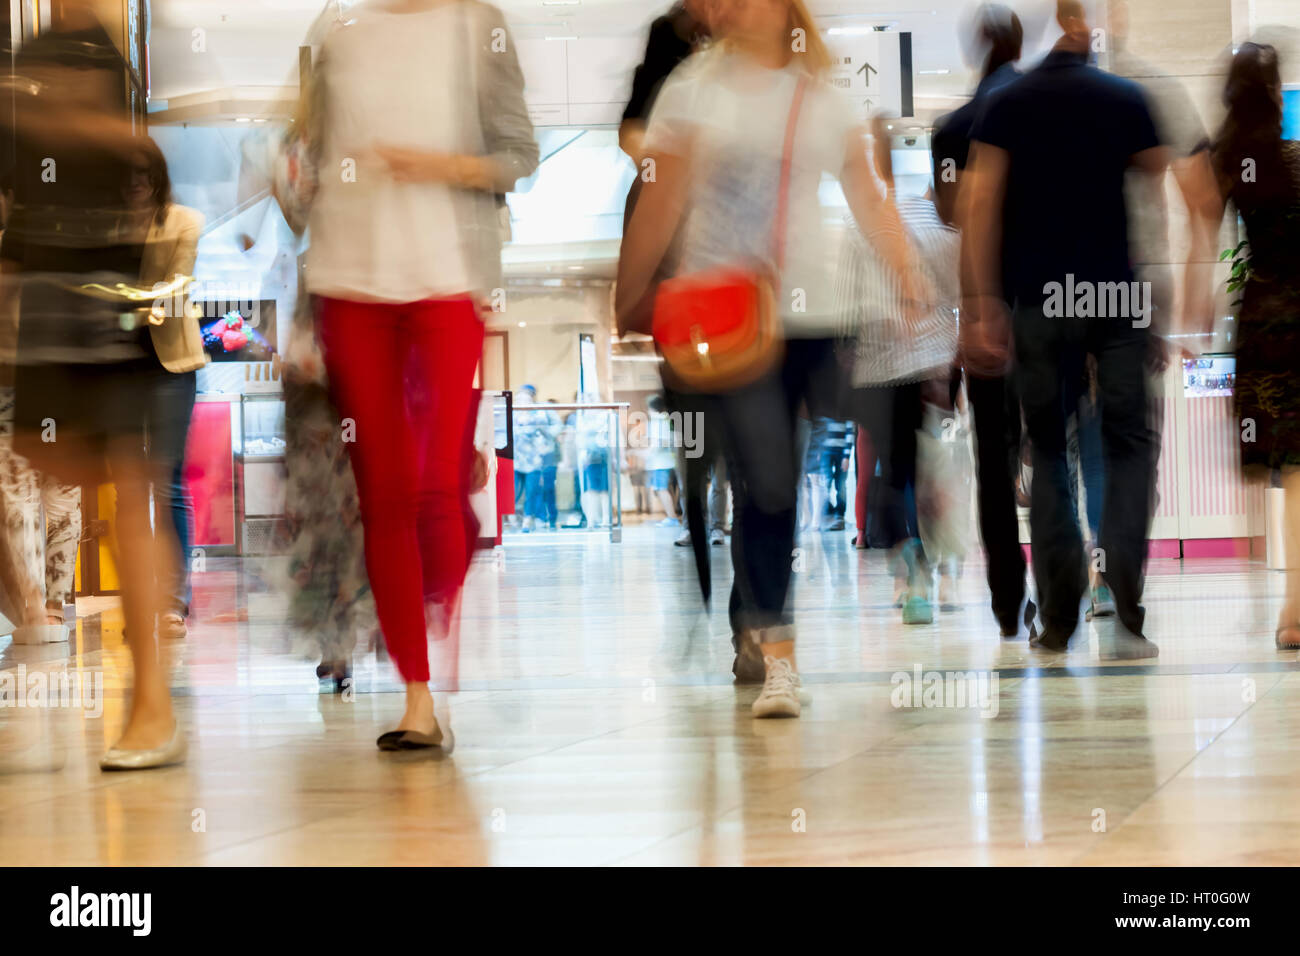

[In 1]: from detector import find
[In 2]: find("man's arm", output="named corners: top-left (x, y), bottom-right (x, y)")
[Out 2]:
top-left (959, 141), bottom-right (1009, 300)
top-left (1172, 149), bottom-right (1226, 344)
top-left (1130, 144), bottom-right (1171, 175)
top-left (1128, 145), bottom-right (1175, 369)
top-left (957, 140), bottom-right (1012, 377)
top-left (930, 122), bottom-right (963, 227)
top-left (933, 165), bottom-right (961, 227)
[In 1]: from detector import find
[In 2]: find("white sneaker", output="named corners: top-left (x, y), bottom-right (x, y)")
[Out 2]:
top-left (673, 529), bottom-right (692, 547)
top-left (752, 656), bottom-right (801, 718)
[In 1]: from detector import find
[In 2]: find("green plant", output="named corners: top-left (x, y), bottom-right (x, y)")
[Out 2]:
top-left (1220, 238), bottom-right (1250, 310)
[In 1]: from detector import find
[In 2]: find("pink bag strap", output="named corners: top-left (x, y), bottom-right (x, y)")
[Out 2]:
top-left (772, 73), bottom-right (810, 274)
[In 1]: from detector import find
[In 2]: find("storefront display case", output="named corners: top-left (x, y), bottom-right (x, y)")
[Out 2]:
top-left (239, 389), bottom-right (287, 555)
top-left (187, 360), bottom-right (285, 557)
top-left (186, 393), bottom-right (238, 554)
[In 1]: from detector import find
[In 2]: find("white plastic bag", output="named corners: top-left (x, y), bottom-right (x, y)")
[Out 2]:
top-left (916, 401), bottom-right (972, 567)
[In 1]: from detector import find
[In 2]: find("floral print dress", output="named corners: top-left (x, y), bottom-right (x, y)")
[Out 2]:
top-left (1231, 140), bottom-right (1300, 471)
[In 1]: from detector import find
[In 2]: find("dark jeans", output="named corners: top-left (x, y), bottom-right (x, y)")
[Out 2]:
top-left (1013, 306), bottom-right (1152, 639)
top-left (145, 369), bottom-right (197, 616)
top-left (967, 371), bottom-right (1027, 630)
top-left (523, 470), bottom-right (542, 519)
top-left (523, 466), bottom-right (558, 525)
top-left (714, 338), bottom-right (840, 640)
top-left (541, 464), bottom-right (557, 526)
top-left (850, 383), bottom-right (923, 549)
top-left (820, 448), bottom-right (848, 517)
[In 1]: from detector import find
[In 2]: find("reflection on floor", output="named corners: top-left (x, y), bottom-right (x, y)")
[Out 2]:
top-left (1, 526), bottom-right (1298, 865)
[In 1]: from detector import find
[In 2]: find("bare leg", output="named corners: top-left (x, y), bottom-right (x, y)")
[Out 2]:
top-left (1280, 466), bottom-right (1300, 635)
top-left (398, 681), bottom-right (436, 735)
top-left (762, 638), bottom-right (796, 669)
top-left (655, 488), bottom-right (676, 519)
top-left (105, 442), bottom-right (176, 751)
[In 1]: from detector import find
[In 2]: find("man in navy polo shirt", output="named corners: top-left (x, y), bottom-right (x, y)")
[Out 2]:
top-left (961, 0), bottom-right (1170, 657)
top-left (932, 4), bottom-right (1034, 641)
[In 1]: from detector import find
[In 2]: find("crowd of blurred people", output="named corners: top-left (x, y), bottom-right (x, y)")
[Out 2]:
top-left (617, 0), bottom-right (1300, 715)
top-left (0, 0), bottom-right (1297, 769)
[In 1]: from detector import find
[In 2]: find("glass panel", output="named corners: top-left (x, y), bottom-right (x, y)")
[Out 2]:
top-left (506, 404), bottom-right (623, 536)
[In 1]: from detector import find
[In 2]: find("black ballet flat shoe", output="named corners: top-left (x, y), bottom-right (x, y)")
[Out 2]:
top-left (376, 725), bottom-right (444, 751)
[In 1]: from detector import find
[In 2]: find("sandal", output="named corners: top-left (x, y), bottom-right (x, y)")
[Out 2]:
top-left (1276, 625), bottom-right (1300, 650)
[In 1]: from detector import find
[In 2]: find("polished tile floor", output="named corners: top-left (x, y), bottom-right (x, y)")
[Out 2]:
top-left (1, 526), bottom-right (1298, 865)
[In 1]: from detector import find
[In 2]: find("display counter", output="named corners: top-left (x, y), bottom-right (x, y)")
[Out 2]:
top-left (189, 362), bottom-right (286, 558)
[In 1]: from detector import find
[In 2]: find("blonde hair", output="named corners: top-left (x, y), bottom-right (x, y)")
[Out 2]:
top-left (716, 0), bottom-right (833, 76)
top-left (789, 0), bottom-right (832, 76)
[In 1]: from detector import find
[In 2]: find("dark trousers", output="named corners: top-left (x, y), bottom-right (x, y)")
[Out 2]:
top-left (967, 371), bottom-right (1027, 630)
top-left (1013, 307), bottom-right (1152, 638)
top-left (850, 383), bottom-right (924, 548)
top-left (821, 449), bottom-right (848, 517)
top-left (714, 338), bottom-right (840, 639)
top-left (145, 369), bottom-right (197, 616)
top-left (541, 465), bottom-right (557, 526)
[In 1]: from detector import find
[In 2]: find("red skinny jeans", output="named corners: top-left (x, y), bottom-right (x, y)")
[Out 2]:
top-left (318, 295), bottom-right (484, 683)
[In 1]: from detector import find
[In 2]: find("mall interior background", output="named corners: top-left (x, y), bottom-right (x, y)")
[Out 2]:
top-left (9, 0), bottom-right (1300, 573)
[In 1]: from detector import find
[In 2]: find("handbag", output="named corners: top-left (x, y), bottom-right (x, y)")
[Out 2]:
top-left (650, 74), bottom-right (809, 392)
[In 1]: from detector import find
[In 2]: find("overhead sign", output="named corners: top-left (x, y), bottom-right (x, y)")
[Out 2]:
top-left (824, 30), bottom-right (913, 121)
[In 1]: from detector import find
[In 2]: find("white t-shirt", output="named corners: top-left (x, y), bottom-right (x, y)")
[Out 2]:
top-left (644, 49), bottom-right (864, 336)
top-left (307, 3), bottom-right (472, 302)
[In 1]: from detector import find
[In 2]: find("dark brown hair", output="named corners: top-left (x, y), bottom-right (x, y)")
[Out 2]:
top-left (1212, 42), bottom-right (1285, 201)
top-left (977, 4), bottom-right (1023, 80)
top-left (128, 136), bottom-right (174, 226)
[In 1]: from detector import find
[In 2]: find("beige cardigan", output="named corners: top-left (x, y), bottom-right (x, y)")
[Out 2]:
top-left (143, 204), bottom-right (207, 373)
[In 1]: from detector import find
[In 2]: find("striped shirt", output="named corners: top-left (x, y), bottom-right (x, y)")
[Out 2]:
top-left (835, 195), bottom-right (960, 387)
